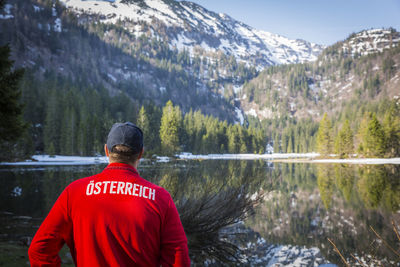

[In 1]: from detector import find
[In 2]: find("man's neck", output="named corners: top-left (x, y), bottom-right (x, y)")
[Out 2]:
top-left (109, 160), bottom-right (139, 169)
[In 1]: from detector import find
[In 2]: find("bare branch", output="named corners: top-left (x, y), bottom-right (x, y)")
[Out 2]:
top-left (369, 225), bottom-right (400, 258)
top-left (327, 238), bottom-right (350, 267)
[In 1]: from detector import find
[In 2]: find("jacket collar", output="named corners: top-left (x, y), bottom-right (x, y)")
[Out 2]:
top-left (104, 162), bottom-right (139, 175)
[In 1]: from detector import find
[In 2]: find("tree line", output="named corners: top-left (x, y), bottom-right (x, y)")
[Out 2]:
top-left (316, 99), bottom-right (400, 158)
top-left (4, 69), bottom-right (266, 160)
top-left (4, 64), bottom-right (399, 160)
top-left (155, 101), bottom-right (266, 155)
top-left (260, 95), bottom-right (400, 158)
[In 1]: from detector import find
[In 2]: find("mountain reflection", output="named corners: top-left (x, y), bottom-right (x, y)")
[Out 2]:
top-left (144, 160), bottom-right (267, 264)
top-left (0, 161), bottom-right (399, 265)
top-left (250, 163), bottom-right (400, 264)
top-left (317, 164), bottom-right (400, 212)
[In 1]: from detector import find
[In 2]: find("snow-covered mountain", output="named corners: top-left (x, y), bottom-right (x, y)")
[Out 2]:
top-left (60, 0), bottom-right (324, 69)
top-left (342, 28), bottom-right (400, 56)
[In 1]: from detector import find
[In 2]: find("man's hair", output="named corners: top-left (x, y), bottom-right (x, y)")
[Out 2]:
top-left (108, 145), bottom-right (141, 164)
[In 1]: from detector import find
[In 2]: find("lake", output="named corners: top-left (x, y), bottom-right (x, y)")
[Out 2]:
top-left (0, 159), bottom-right (399, 266)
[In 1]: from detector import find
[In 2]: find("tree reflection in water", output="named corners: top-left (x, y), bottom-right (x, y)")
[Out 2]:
top-left (1, 161), bottom-right (399, 265)
top-left (317, 164), bottom-right (400, 212)
top-left (253, 163), bottom-right (400, 265)
top-left (146, 160), bottom-right (267, 264)
top-left (0, 161), bottom-right (268, 265)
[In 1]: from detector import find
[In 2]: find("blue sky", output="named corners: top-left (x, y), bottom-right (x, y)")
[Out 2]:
top-left (190, 0), bottom-right (400, 45)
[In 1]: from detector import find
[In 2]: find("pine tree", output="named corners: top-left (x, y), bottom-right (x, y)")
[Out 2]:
top-left (146, 104), bottom-right (162, 153)
top-left (44, 89), bottom-right (62, 155)
top-left (334, 120), bottom-right (354, 158)
top-left (238, 127), bottom-right (248, 153)
top-left (137, 106), bottom-right (150, 152)
top-left (358, 112), bottom-right (386, 157)
top-left (316, 113), bottom-right (333, 156)
top-left (273, 134), bottom-right (280, 153)
top-left (159, 100), bottom-right (182, 156)
top-left (287, 135), bottom-right (293, 153)
top-left (228, 125), bottom-right (239, 153)
top-left (383, 102), bottom-right (400, 157)
top-left (0, 44), bottom-right (26, 147)
top-left (182, 109), bottom-right (194, 151)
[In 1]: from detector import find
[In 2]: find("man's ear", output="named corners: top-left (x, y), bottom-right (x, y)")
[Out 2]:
top-left (104, 144), bottom-right (109, 157)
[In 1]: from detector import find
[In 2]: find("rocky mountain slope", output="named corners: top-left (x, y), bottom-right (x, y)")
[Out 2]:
top-left (60, 0), bottom-right (323, 69)
top-left (342, 28), bottom-right (400, 56)
top-left (240, 28), bottom-right (400, 121)
top-left (1, 0), bottom-right (244, 121)
top-left (1, 0), bottom-right (398, 126)
top-left (0, 0), bottom-right (325, 124)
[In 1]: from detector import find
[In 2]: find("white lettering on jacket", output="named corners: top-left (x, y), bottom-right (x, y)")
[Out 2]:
top-left (86, 180), bottom-right (156, 200)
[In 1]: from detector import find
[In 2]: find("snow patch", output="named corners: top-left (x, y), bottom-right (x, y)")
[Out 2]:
top-left (52, 6), bottom-right (57, 17)
top-left (33, 5), bottom-right (42, 12)
top-left (233, 85), bottom-right (242, 94)
top-left (107, 73), bottom-right (117, 82)
top-left (245, 108), bottom-right (257, 117)
top-left (0, 4), bottom-right (13, 19)
top-left (177, 153), bottom-right (320, 160)
top-left (235, 107), bottom-right (244, 125)
top-left (54, 18), bottom-right (62, 32)
top-left (1, 155), bottom-right (108, 166)
top-left (343, 29), bottom-right (400, 56)
top-left (312, 158), bottom-right (400, 165)
top-left (58, 0), bottom-right (324, 69)
top-left (156, 156), bottom-right (170, 162)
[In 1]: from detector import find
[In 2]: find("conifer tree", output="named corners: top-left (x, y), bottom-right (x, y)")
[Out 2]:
top-left (358, 112), bottom-right (386, 157)
top-left (0, 44), bottom-right (25, 147)
top-left (77, 111), bottom-right (90, 156)
top-left (146, 104), bottom-right (162, 153)
top-left (159, 100), bottom-right (182, 156)
top-left (228, 125), bottom-right (239, 153)
top-left (137, 106), bottom-right (150, 151)
top-left (44, 90), bottom-right (62, 155)
top-left (383, 102), bottom-right (400, 157)
top-left (273, 134), bottom-right (280, 153)
top-left (334, 120), bottom-right (354, 158)
top-left (182, 109), bottom-right (194, 151)
top-left (238, 127), bottom-right (248, 153)
top-left (316, 113), bottom-right (333, 156)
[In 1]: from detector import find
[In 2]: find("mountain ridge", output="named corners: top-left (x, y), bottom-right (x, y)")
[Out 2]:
top-left (1, 0), bottom-right (398, 125)
top-left (60, 0), bottom-right (324, 69)
top-left (239, 28), bottom-right (400, 121)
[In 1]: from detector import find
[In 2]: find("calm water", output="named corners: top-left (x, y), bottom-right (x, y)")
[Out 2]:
top-left (0, 160), bottom-right (399, 265)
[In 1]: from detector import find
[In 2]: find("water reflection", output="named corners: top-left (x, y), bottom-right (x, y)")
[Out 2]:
top-left (317, 164), bottom-right (400, 212)
top-left (143, 160), bottom-right (267, 264)
top-left (250, 163), bottom-right (400, 265)
top-left (0, 161), bottom-right (399, 265)
top-left (0, 161), bottom-right (268, 265)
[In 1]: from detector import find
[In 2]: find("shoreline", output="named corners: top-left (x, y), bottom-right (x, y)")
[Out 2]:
top-left (270, 158), bottom-right (400, 165)
top-left (1, 153), bottom-right (400, 165)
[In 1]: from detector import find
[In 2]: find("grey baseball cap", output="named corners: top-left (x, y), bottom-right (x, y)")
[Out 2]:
top-left (106, 122), bottom-right (143, 153)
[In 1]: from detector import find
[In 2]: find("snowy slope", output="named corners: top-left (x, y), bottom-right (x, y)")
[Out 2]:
top-left (342, 29), bottom-right (400, 56)
top-left (60, 0), bottom-right (324, 68)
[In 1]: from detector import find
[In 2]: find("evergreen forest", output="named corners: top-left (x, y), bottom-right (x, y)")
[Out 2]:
top-left (1, 0), bottom-right (400, 160)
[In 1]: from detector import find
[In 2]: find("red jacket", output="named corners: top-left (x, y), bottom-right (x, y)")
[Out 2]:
top-left (29, 163), bottom-right (190, 267)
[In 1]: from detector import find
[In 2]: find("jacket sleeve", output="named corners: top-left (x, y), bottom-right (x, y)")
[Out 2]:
top-left (160, 194), bottom-right (190, 267)
top-left (28, 187), bottom-right (73, 267)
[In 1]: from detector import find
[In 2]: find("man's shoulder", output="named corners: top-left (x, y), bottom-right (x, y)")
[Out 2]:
top-left (135, 176), bottom-right (171, 199)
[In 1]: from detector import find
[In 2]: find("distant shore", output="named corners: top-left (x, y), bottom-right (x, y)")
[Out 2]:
top-left (1, 153), bottom-right (400, 166)
top-left (176, 153), bottom-right (400, 165)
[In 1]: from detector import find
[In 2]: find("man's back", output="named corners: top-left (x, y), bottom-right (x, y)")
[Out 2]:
top-left (29, 163), bottom-right (190, 266)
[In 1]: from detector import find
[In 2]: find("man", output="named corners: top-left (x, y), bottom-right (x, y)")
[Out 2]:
top-left (29, 122), bottom-right (190, 266)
